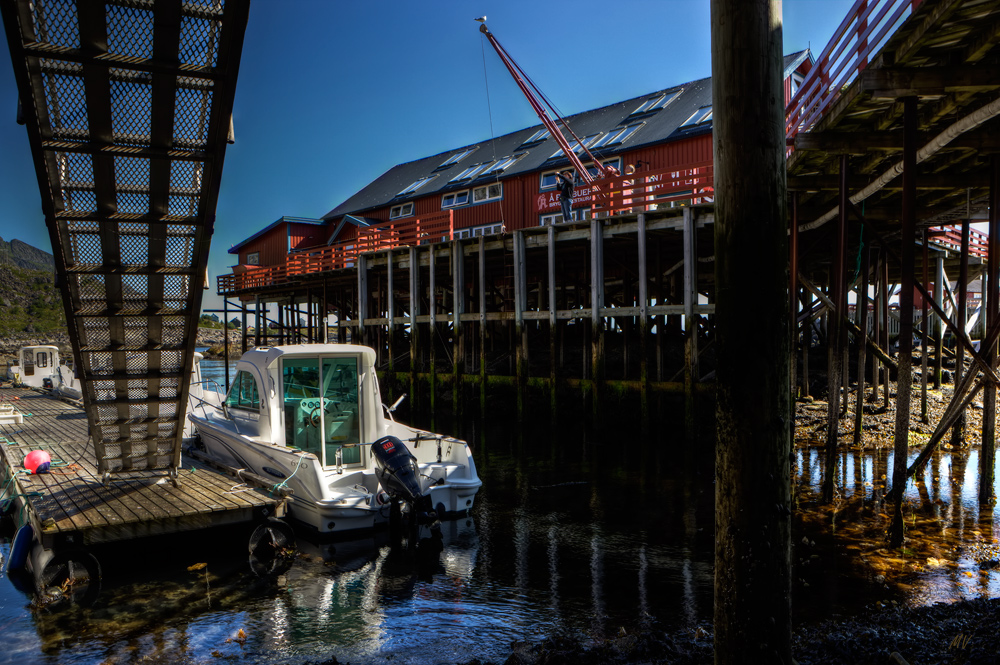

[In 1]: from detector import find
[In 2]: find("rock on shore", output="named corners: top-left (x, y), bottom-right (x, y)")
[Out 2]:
top-left (0, 327), bottom-right (241, 364)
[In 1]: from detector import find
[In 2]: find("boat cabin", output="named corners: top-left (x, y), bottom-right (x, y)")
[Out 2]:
top-left (222, 345), bottom-right (383, 469)
top-left (8, 345), bottom-right (61, 388)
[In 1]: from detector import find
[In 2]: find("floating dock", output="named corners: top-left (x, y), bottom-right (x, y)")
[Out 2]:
top-left (0, 386), bottom-right (286, 593)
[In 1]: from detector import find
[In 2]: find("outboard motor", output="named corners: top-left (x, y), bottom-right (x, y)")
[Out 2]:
top-left (371, 435), bottom-right (435, 523)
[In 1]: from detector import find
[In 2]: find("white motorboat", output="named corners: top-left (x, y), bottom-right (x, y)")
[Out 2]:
top-left (6, 345), bottom-right (82, 400)
top-left (186, 344), bottom-right (481, 535)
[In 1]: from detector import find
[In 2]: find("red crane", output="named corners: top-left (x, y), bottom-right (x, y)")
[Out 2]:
top-left (478, 19), bottom-right (617, 185)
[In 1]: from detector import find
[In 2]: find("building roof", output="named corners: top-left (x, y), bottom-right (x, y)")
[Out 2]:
top-left (322, 50), bottom-right (811, 221)
top-left (228, 216), bottom-right (325, 254)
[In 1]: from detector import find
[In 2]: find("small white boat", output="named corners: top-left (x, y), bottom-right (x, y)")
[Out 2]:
top-left (187, 344), bottom-right (481, 535)
top-left (6, 345), bottom-right (82, 400)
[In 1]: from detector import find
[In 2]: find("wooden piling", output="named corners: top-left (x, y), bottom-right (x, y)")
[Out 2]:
top-left (982, 155), bottom-right (1000, 503)
top-left (853, 245), bottom-right (870, 448)
top-left (890, 96), bottom-right (918, 548)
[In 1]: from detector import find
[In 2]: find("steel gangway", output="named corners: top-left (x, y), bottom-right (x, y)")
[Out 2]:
top-left (1, 0), bottom-right (249, 483)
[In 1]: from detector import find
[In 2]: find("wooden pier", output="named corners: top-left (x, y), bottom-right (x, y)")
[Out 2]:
top-left (0, 387), bottom-right (285, 592)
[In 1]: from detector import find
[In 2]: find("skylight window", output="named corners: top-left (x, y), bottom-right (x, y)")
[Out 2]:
top-left (592, 123), bottom-right (643, 149)
top-left (550, 134), bottom-right (600, 159)
top-left (630, 90), bottom-right (680, 115)
top-left (681, 106), bottom-right (713, 127)
top-left (449, 162), bottom-right (492, 182)
top-left (397, 175), bottom-right (437, 197)
top-left (438, 147), bottom-right (476, 169)
top-left (519, 128), bottom-right (550, 146)
top-left (481, 153), bottom-right (525, 176)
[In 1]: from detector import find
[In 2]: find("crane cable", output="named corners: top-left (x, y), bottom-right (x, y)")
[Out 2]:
top-left (480, 33), bottom-right (507, 234)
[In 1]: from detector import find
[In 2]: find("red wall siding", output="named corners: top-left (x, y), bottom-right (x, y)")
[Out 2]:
top-left (237, 225), bottom-right (286, 266)
top-left (288, 223), bottom-right (324, 251)
top-left (326, 134), bottom-right (715, 242)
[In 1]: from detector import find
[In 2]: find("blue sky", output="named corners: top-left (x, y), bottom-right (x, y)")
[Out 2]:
top-left (0, 0), bottom-right (855, 316)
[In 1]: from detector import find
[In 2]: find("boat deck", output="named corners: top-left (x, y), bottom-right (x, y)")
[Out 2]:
top-left (0, 387), bottom-right (284, 550)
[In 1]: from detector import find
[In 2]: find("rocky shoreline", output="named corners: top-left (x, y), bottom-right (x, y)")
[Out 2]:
top-left (0, 327), bottom-right (242, 364)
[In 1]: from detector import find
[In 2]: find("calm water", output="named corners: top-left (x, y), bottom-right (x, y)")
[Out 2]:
top-left (0, 358), bottom-right (716, 664)
top-left (6, 357), bottom-right (1000, 663)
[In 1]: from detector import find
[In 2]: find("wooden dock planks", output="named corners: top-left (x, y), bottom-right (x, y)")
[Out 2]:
top-left (0, 387), bottom-right (282, 549)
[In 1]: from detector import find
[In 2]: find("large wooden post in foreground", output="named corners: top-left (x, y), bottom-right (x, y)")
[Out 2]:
top-left (711, 1), bottom-right (791, 662)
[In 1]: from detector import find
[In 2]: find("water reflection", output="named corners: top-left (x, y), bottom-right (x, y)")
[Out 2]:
top-left (1, 399), bottom-right (719, 664)
top-left (794, 444), bottom-right (1000, 609)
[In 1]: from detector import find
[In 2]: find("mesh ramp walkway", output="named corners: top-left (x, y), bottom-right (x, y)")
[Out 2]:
top-left (2, 0), bottom-right (250, 482)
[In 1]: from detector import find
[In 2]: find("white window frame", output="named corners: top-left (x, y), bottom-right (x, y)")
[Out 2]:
top-left (472, 182), bottom-right (502, 204)
top-left (593, 124), bottom-right (643, 149)
top-left (397, 175), bottom-right (437, 197)
top-left (540, 208), bottom-right (589, 226)
top-left (454, 222), bottom-right (504, 239)
top-left (519, 128), bottom-right (550, 146)
top-left (481, 153), bottom-right (525, 177)
top-left (449, 161), bottom-right (492, 183)
top-left (441, 190), bottom-right (470, 208)
top-left (390, 202), bottom-right (414, 219)
top-left (438, 147), bottom-right (476, 169)
top-left (631, 90), bottom-right (680, 116)
top-left (550, 133), bottom-right (601, 159)
top-left (681, 106), bottom-right (713, 127)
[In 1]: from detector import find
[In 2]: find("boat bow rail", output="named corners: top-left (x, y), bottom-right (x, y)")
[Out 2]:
top-left (1, 0), bottom-right (250, 481)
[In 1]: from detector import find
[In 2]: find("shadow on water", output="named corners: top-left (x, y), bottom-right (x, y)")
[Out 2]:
top-left (0, 388), bottom-right (722, 664)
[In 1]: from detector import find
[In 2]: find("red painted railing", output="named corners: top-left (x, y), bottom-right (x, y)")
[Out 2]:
top-left (219, 210), bottom-right (455, 294)
top-left (590, 162), bottom-right (714, 213)
top-left (927, 225), bottom-right (989, 259)
top-left (785, 0), bottom-right (921, 143)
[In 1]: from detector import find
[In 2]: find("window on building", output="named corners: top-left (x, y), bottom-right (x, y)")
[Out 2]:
top-left (550, 134), bottom-right (601, 159)
top-left (540, 209), bottom-right (589, 226)
top-left (442, 190), bottom-right (470, 208)
top-left (437, 147), bottom-right (476, 169)
top-left (518, 128), bottom-right (550, 147)
top-left (397, 175), bottom-right (437, 197)
top-left (540, 170), bottom-right (561, 190)
top-left (454, 222), bottom-right (504, 239)
top-left (449, 162), bottom-right (492, 183)
top-left (592, 124), bottom-right (644, 149)
top-left (246, 251), bottom-right (260, 265)
top-left (472, 183), bottom-right (502, 203)
top-left (481, 153), bottom-right (525, 177)
top-left (630, 90), bottom-right (680, 116)
top-left (681, 106), bottom-right (713, 127)
top-left (390, 203), bottom-right (414, 219)
top-left (586, 158), bottom-right (621, 179)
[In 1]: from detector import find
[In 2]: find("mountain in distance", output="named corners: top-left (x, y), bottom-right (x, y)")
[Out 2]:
top-left (0, 236), bottom-right (55, 272)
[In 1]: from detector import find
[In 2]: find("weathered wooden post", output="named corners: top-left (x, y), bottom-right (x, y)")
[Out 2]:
top-left (638, 212), bottom-right (650, 426)
top-left (452, 239), bottom-right (465, 421)
top-left (853, 246), bottom-right (870, 448)
top-left (823, 155), bottom-right (849, 503)
top-left (683, 207), bottom-right (699, 439)
top-left (951, 193), bottom-right (971, 446)
top-left (890, 96), bottom-right (918, 548)
top-left (357, 255), bottom-right (368, 349)
top-left (934, 253), bottom-right (944, 389)
top-left (429, 246), bottom-right (438, 422)
top-left (548, 224), bottom-right (558, 419)
top-left (590, 218), bottom-right (605, 420)
top-left (711, 0), bottom-right (791, 661)
top-left (514, 230), bottom-right (527, 421)
top-left (479, 237), bottom-right (487, 418)
top-left (921, 231), bottom-right (929, 423)
top-left (409, 246), bottom-right (420, 414)
top-left (982, 155), bottom-right (1000, 503)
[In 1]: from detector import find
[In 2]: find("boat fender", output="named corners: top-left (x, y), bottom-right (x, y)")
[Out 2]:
top-left (248, 517), bottom-right (296, 578)
top-left (37, 549), bottom-right (102, 606)
top-left (7, 523), bottom-right (33, 573)
top-left (23, 450), bottom-right (51, 474)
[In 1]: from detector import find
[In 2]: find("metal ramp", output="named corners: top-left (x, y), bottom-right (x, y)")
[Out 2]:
top-left (2, 0), bottom-right (250, 482)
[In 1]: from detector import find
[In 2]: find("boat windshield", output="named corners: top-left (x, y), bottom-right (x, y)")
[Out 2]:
top-left (281, 356), bottom-right (361, 466)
